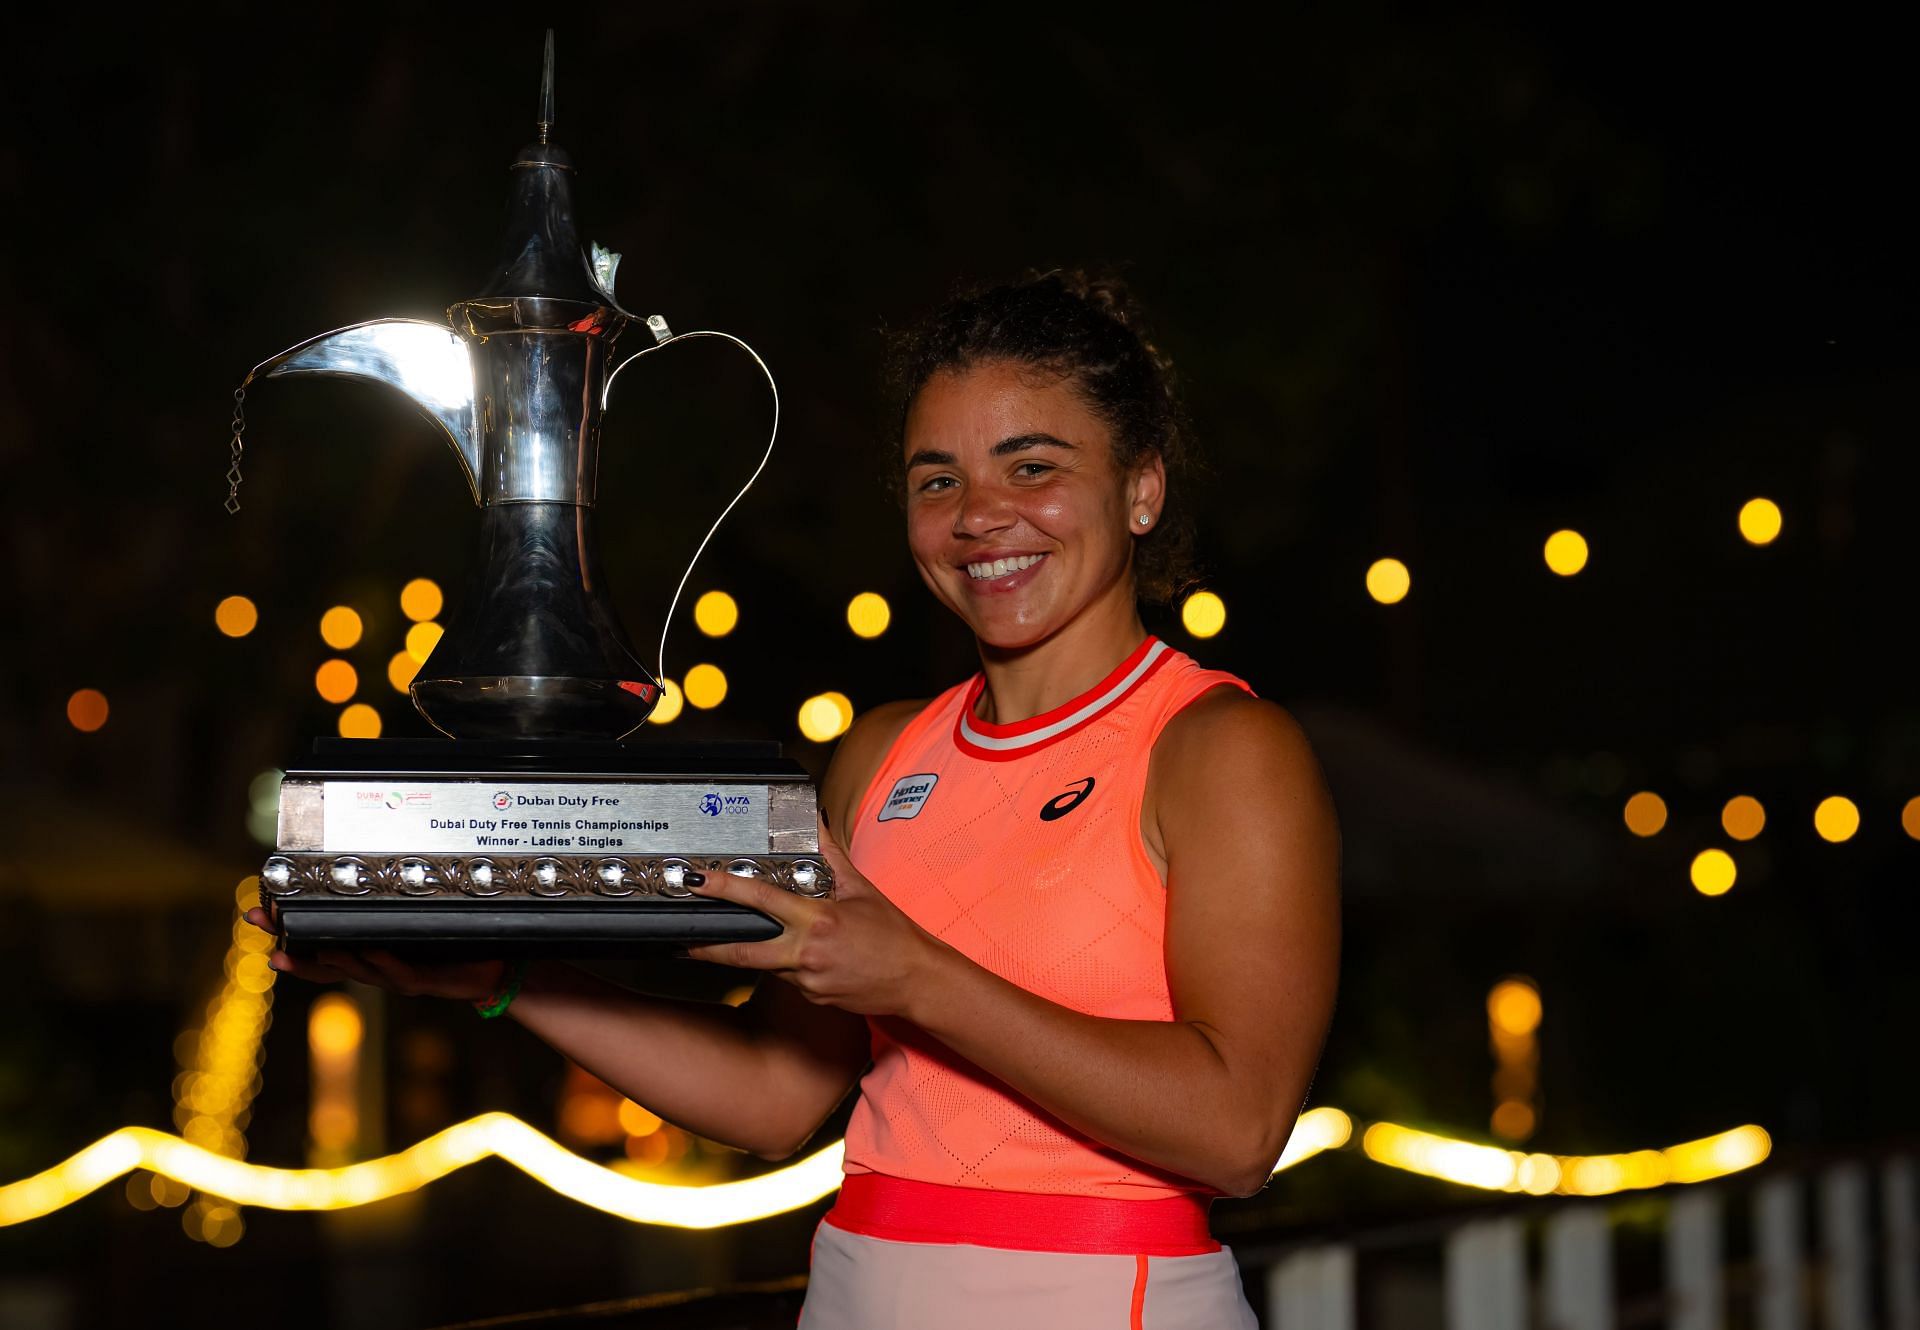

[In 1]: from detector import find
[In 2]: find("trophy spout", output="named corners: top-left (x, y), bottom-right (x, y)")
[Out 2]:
top-left (247, 318), bottom-right (483, 504)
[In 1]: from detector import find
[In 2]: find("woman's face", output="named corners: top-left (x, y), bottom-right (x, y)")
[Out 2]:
top-left (902, 358), bottom-right (1163, 650)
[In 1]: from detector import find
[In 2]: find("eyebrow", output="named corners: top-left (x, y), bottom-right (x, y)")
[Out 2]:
top-left (904, 433), bottom-right (1080, 471)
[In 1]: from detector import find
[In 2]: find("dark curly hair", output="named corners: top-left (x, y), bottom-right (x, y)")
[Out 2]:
top-left (882, 270), bottom-right (1201, 606)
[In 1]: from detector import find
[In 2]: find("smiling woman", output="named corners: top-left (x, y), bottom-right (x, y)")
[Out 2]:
top-left (252, 270), bottom-right (1339, 1330)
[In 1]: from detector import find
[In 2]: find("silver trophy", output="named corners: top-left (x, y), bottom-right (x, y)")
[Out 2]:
top-left (241, 34), bottom-right (829, 953)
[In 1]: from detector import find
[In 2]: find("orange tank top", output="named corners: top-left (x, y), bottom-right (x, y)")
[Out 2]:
top-left (842, 635), bottom-right (1256, 1199)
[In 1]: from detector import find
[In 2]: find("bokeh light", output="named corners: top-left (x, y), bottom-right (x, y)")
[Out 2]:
top-left (338, 704), bottom-right (382, 739)
top-left (1543, 530), bottom-right (1589, 576)
top-left (1180, 590), bottom-right (1227, 638)
top-left (388, 651), bottom-right (421, 693)
top-left (618, 1100), bottom-right (663, 1137)
top-left (683, 664), bottom-right (728, 710)
top-left (648, 678), bottom-right (684, 725)
top-left (405, 621), bottom-right (444, 664)
top-left (1903, 797), bottom-right (1920, 840)
top-left (1491, 1101), bottom-right (1536, 1139)
top-left (1814, 795), bottom-right (1860, 843)
top-left (1487, 978), bottom-right (1542, 1037)
top-left (1721, 796), bottom-right (1766, 841)
top-left (799, 692), bottom-right (855, 743)
top-left (320, 606), bottom-right (363, 650)
top-left (1623, 791), bottom-right (1667, 837)
top-left (314, 659), bottom-right (358, 704)
top-left (1691, 848), bottom-right (1737, 896)
top-left (694, 591), bottom-right (739, 637)
top-left (310, 994), bottom-right (365, 1058)
top-left (846, 592), bottom-right (891, 639)
top-left (215, 595), bottom-right (259, 638)
top-left (66, 688), bottom-right (109, 733)
top-left (1366, 558), bottom-right (1411, 605)
top-left (1739, 498), bottom-right (1783, 546)
top-left (400, 578), bottom-right (444, 622)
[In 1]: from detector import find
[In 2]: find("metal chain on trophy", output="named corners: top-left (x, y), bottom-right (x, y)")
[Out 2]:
top-left (224, 387), bottom-right (247, 514)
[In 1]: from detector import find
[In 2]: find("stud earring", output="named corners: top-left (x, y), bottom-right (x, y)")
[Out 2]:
top-left (1137, 514), bottom-right (1151, 525)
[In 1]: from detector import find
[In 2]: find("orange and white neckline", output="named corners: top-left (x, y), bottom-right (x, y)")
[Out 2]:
top-left (954, 635), bottom-right (1173, 761)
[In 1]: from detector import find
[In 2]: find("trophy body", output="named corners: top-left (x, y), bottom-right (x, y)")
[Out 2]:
top-left (248, 39), bottom-right (829, 952)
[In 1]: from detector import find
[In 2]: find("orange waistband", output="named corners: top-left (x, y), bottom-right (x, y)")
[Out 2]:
top-left (824, 1173), bottom-right (1220, 1256)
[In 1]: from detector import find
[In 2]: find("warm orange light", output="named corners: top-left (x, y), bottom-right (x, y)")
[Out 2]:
top-left (338, 704), bottom-right (382, 739)
top-left (618, 1101), bottom-right (663, 1138)
top-left (214, 596), bottom-right (259, 638)
top-left (683, 664), bottom-right (727, 710)
top-left (648, 679), bottom-right (684, 725)
top-left (319, 606), bottom-right (363, 650)
top-left (66, 689), bottom-right (109, 733)
top-left (1814, 796), bottom-right (1860, 843)
top-left (1623, 791), bottom-right (1667, 837)
top-left (1691, 848), bottom-right (1736, 896)
top-left (405, 622), bottom-right (443, 665)
top-left (309, 994), bottom-right (364, 1058)
top-left (1492, 1100), bottom-right (1536, 1140)
top-left (1739, 498), bottom-right (1783, 546)
top-left (314, 659), bottom-right (358, 704)
top-left (1543, 530), bottom-right (1589, 576)
top-left (1366, 558), bottom-right (1411, 605)
top-left (1903, 797), bottom-right (1920, 841)
top-left (399, 579), bottom-right (443, 623)
top-left (1487, 979), bottom-right (1542, 1037)
top-left (1181, 591), bottom-right (1227, 638)
top-left (387, 652), bottom-right (420, 693)
top-left (798, 692), bottom-right (855, 743)
top-left (694, 591), bottom-right (739, 637)
top-left (1721, 796), bottom-right (1766, 841)
top-left (847, 593), bottom-right (891, 639)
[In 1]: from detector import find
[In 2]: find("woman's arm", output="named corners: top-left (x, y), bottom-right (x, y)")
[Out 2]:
top-left (257, 699), bottom-right (927, 1161)
top-left (689, 690), bottom-right (1341, 1194)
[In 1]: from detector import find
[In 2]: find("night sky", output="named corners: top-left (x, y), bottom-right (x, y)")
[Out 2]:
top-left (2, 8), bottom-right (1915, 1322)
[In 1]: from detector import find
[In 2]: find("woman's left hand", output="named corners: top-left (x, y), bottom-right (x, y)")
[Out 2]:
top-left (685, 817), bottom-right (944, 1019)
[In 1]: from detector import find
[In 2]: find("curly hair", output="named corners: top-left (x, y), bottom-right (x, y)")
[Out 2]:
top-left (882, 270), bottom-right (1201, 606)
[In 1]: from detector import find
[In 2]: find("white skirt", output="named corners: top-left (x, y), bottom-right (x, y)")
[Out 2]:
top-left (799, 1215), bottom-right (1260, 1329)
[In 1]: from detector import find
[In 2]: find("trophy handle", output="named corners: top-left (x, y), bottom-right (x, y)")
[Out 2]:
top-left (602, 325), bottom-right (780, 686)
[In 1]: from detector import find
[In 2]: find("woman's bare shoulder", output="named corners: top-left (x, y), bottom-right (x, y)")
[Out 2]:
top-left (1149, 688), bottom-right (1336, 839)
top-left (821, 698), bottom-right (934, 834)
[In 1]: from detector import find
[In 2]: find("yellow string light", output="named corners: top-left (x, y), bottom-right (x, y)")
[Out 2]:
top-left (5, 1104), bottom-right (1767, 1229)
top-left (1361, 1121), bottom-right (1769, 1196)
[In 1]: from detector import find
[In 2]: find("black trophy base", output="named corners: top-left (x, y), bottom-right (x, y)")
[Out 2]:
top-left (272, 896), bottom-right (781, 957)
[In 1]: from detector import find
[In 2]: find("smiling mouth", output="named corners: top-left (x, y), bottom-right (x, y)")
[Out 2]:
top-left (964, 553), bottom-right (1048, 581)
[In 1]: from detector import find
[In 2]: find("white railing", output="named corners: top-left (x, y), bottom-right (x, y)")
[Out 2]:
top-left (1252, 1155), bottom-right (1918, 1330)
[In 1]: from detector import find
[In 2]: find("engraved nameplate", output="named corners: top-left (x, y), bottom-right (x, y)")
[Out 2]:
top-left (303, 780), bottom-right (771, 855)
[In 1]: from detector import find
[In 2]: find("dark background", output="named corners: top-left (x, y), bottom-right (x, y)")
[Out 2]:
top-left (2, 8), bottom-right (1915, 1326)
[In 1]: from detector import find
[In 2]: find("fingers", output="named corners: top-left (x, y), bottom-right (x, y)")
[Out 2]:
top-left (689, 869), bottom-right (808, 923)
top-left (267, 950), bottom-right (354, 984)
top-left (685, 939), bottom-right (791, 971)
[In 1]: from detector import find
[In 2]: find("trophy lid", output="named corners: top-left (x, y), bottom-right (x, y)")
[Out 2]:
top-left (471, 31), bottom-right (623, 316)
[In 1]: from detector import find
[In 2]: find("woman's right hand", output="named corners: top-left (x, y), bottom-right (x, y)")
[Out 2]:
top-left (242, 907), bottom-right (511, 1004)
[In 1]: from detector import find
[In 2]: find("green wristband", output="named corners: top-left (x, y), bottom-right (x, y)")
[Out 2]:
top-left (473, 959), bottom-right (527, 1019)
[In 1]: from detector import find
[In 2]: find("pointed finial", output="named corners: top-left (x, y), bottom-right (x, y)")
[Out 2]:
top-left (537, 29), bottom-right (555, 145)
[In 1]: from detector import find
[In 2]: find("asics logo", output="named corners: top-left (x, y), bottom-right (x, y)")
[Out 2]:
top-left (1039, 777), bottom-right (1096, 821)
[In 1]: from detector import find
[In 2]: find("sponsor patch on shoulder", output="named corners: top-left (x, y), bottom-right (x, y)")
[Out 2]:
top-left (877, 773), bottom-right (939, 822)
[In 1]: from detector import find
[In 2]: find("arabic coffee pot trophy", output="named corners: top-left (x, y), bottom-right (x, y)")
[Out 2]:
top-left (238, 33), bottom-right (831, 954)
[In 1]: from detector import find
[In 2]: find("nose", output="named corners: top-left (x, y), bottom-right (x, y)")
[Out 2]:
top-left (954, 481), bottom-right (1015, 538)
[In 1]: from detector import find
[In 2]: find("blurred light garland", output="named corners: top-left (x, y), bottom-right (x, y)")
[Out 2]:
top-left (1, 1102), bottom-right (1765, 1230)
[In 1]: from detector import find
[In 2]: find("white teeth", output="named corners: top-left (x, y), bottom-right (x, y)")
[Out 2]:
top-left (966, 554), bottom-right (1045, 580)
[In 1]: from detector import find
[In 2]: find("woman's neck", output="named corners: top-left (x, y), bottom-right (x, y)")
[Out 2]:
top-left (972, 589), bottom-right (1149, 725)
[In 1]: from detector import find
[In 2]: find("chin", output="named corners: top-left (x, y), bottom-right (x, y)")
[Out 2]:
top-left (961, 607), bottom-right (1060, 653)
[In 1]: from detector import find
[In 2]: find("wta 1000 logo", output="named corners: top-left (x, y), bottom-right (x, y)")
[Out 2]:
top-left (698, 790), bottom-right (754, 818)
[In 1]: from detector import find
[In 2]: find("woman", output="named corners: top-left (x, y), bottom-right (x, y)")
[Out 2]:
top-left (250, 271), bottom-right (1341, 1328)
